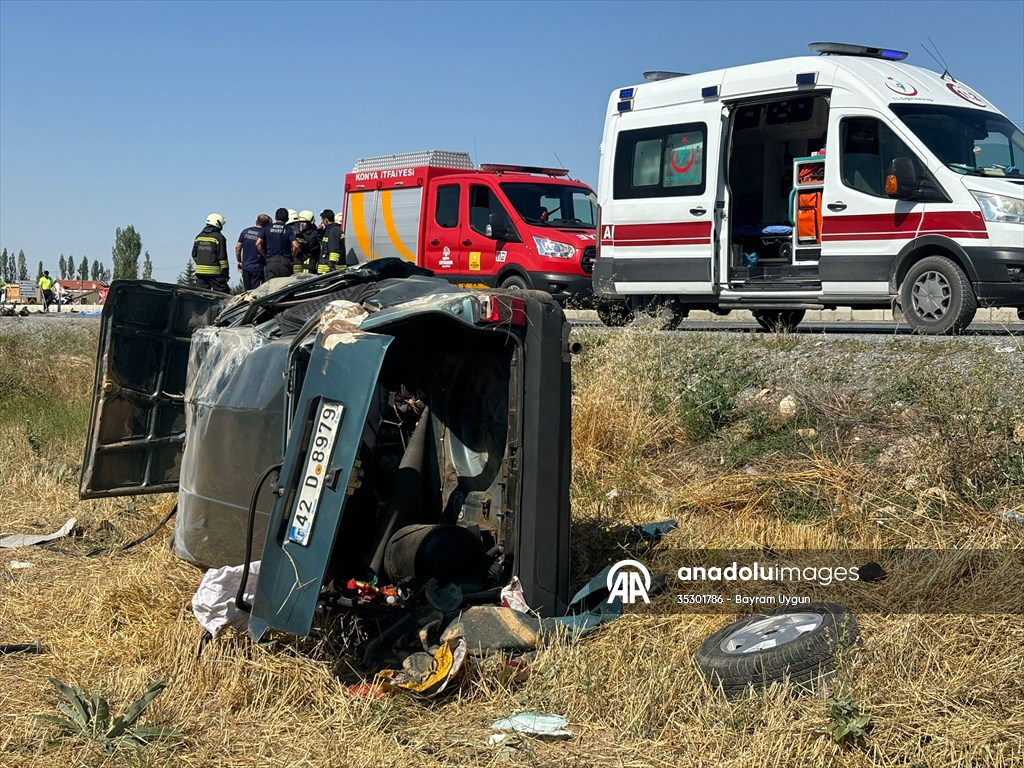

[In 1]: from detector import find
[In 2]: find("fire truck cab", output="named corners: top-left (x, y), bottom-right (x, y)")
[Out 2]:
top-left (594, 42), bottom-right (1024, 333)
top-left (343, 151), bottom-right (597, 305)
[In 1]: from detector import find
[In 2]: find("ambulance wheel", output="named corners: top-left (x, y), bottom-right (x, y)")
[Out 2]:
top-left (635, 297), bottom-right (687, 330)
top-left (597, 299), bottom-right (633, 327)
top-left (499, 274), bottom-right (530, 291)
top-left (900, 255), bottom-right (977, 335)
top-left (752, 309), bottom-right (805, 332)
top-left (694, 602), bottom-right (860, 697)
top-left (1017, 307), bottom-right (1024, 322)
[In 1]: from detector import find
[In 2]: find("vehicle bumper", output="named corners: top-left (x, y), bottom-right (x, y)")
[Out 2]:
top-left (965, 246), bottom-right (1024, 306)
top-left (526, 271), bottom-right (593, 305)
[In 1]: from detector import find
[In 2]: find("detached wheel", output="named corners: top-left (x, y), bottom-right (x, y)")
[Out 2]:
top-left (499, 274), bottom-right (529, 291)
top-left (752, 309), bottom-right (805, 332)
top-left (597, 299), bottom-right (633, 327)
top-left (695, 602), bottom-right (860, 696)
top-left (900, 255), bottom-right (977, 335)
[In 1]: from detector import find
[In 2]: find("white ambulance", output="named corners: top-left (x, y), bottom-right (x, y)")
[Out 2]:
top-left (593, 42), bottom-right (1024, 333)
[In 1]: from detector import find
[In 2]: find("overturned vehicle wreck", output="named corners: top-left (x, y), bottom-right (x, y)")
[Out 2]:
top-left (80, 260), bottom-right (572, 638)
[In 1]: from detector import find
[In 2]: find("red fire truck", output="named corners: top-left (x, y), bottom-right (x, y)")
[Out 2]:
top-left (342, 150), bottom-right (597, 304)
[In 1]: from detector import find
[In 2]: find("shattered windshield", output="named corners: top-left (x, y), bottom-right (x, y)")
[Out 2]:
top-left (891, 104), bottom-right (1024, 178)
top-left (499, 182), bottom-right (597, 228)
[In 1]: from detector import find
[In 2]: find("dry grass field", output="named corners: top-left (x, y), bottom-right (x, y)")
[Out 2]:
top-left (1, 320), bottom-right (1022, 768)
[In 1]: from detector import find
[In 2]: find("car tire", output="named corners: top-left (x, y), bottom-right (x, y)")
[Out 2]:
top-left (500, 274), bottom-right (530, 291)
top-left (694, 602), bottom-right (860, 697)
top-left (597, 299), bottom-right (633, 327)
top-left (752, 309), bottom-right (805, 332)
top-left (1016, 307), bottom-right (1023, 322)
top-left (900, 255), bottom-right (977, 335)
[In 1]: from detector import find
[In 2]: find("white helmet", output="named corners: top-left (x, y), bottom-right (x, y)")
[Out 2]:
top-left (206, 213), bottom-right (225, 228)
top-left (298, 210), bottom-right (314, 223)
top-left (287, 209), bottom-right (299, 225)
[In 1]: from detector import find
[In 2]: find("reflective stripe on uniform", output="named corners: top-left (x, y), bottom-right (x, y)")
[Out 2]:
top-left (317, 263), bottom-right (330, 274)
top-left (196, 264), bottom-right (222, 275)
top-left (195, 237), bottom-right (220, 243)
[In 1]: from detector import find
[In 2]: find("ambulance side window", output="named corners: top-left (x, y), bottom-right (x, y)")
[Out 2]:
top-left (840, 117), bottom-right (924, 198)
top-left (435, 185), bottom-right (460, 228)
top-left (614, 122), bottom-right (707, 198)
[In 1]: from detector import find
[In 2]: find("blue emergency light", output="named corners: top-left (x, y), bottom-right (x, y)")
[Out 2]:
top-left (796, 72), bottom-right (818, 85)
top-left (617, 100), bottom-right (633, 113)
top-left (619, 87), bottom-right (635, 100)
top-left (808, 42), bottom-right (908, 61)
top-left (701, 85), bottom-right (719, 98)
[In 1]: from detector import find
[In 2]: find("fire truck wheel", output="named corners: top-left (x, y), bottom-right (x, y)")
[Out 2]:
top-left (499, 274), bottom-right (530, 291)
top-left (694, 602), bottom-right (860, 697)
top-left (900, 255), bottom-right (977, 335)
top-left (597, 299), bottom-right (633, 327)
top-left (752, 309), bottom-right (805, 332)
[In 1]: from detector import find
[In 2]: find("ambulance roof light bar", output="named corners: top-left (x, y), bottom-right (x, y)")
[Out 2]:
top-left (809, 42), bottom-right (908, 61)
top-left (479, 164), bottom-right (569, 177)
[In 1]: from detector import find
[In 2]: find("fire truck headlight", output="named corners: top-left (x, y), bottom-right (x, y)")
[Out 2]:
top-left (972, 191), bottom-right (1024, 225)
top-left (533, 236), bottom-right (577, 259)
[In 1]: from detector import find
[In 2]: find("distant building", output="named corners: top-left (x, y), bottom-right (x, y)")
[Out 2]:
top-left (54, 279), bottom-right (108, 304)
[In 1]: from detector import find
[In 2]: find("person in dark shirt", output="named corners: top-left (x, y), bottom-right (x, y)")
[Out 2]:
top-left (295, 210), bottom-right (321, 273)
top-left (318, 209), bottom-right (343, 274)
top-left (258, 208), bottom-right (299, 280)
top-left (236, 214), bottom-right (270, 290)
top-left (192, 213), bottom-right (230, 293)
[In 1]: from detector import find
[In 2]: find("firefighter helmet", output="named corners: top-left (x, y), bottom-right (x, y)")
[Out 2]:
top-left (298, 210), bottom-right (314, 223)
top-left (206, 213), bottom-right (225, 228)
top-left (287, 209), bottom-right (299, 225)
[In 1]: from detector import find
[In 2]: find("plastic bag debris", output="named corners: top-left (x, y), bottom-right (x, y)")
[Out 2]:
top-left (0, 517), bottom-right (77, 549)
top-left (9, 561), bottom-right (33, 569)
top-left (500, 576), bottom-right (532, 613)
top-left (375, 637), bottom-right (467, 697)
top-left (191, 561), bottom-right (260, 639)
top-left (488, 712), bottom-right (572, 745)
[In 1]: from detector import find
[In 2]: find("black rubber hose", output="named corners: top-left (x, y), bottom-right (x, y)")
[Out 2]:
top-left (43, 502), bottom-right (178, 558)
top-left (235, 463), bottom-right (282, 613)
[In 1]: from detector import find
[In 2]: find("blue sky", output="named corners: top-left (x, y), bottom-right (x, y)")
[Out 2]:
top-left (1, 0), bottom-right (1022, 281)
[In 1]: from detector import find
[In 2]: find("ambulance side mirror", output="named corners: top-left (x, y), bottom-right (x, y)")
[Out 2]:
top-left (886, 157), bottom-right (917, 199)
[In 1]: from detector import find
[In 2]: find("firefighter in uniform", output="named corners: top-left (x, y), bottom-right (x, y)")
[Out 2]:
top-left (258, 208), bottom-right (299, 280)
top-left (296, 210), bottom-right (321, 273)
top-left (192, 214), bottom-right (230, 293)
top-left (318, 209), bottom-right (343, 274)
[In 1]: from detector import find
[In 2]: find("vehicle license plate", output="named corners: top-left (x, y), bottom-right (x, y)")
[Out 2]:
top-left (287, 400), bottom-right (344, 546)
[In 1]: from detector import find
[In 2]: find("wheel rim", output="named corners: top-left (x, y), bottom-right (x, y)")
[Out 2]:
top-left (910, 270), bottom-right (952, 320)
top-left (720, 612), bottom-right (823, 654)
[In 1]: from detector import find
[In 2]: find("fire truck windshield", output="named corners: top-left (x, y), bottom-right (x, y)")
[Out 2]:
top-left (500, 182), bottom-right (597, 228)
top-left (891, 104), bottom-right (1024, 178)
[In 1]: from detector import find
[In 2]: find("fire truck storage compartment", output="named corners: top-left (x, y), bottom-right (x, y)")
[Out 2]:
top-left (324, 313), bottom-right (520, 592)
top-left (728, 94), bottom-right (829, 270)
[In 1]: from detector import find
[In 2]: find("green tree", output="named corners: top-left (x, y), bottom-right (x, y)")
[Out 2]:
top-left (111, 225), bottom-right (142, 280)
top-left (67, 255), bottom-right (75, 281)
top-left (17, 249), bottom-right (27, 280)
top-left (0, 248), bottom-right (8, 282)
top-left (177, 259), bottom-right (196, 286)
top-left (9, 251), bottom-right (17, 282)
top-left (91, 258), bottom-right (101, 282)
top-left (142, 250), bottom-right (153, 280)
top-left (59, 253), bottom-right (68, 279)
top-left (36, 260), bottom-right (43, 280)
top-left (78, 257), bottom-right (90, 281)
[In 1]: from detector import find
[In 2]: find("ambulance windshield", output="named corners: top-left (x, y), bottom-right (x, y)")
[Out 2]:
top-left (891, 104), bottom-right (1024, 178)
top-left (500, 182), bottom-right (597, 228)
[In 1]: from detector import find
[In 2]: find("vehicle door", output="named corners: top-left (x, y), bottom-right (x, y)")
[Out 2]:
top-left (249, 331), bottom-right (392, 639)
top-left (819, 109), bottom-right (929, 296)
top-left (605, 114), bottom-right (720, 294)
top-left (421, 181), bottom-right (466, 278)
top-left (462, 182), bottom-right (516, 285)
top-left (79, 281), bottom-right (227, 498)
